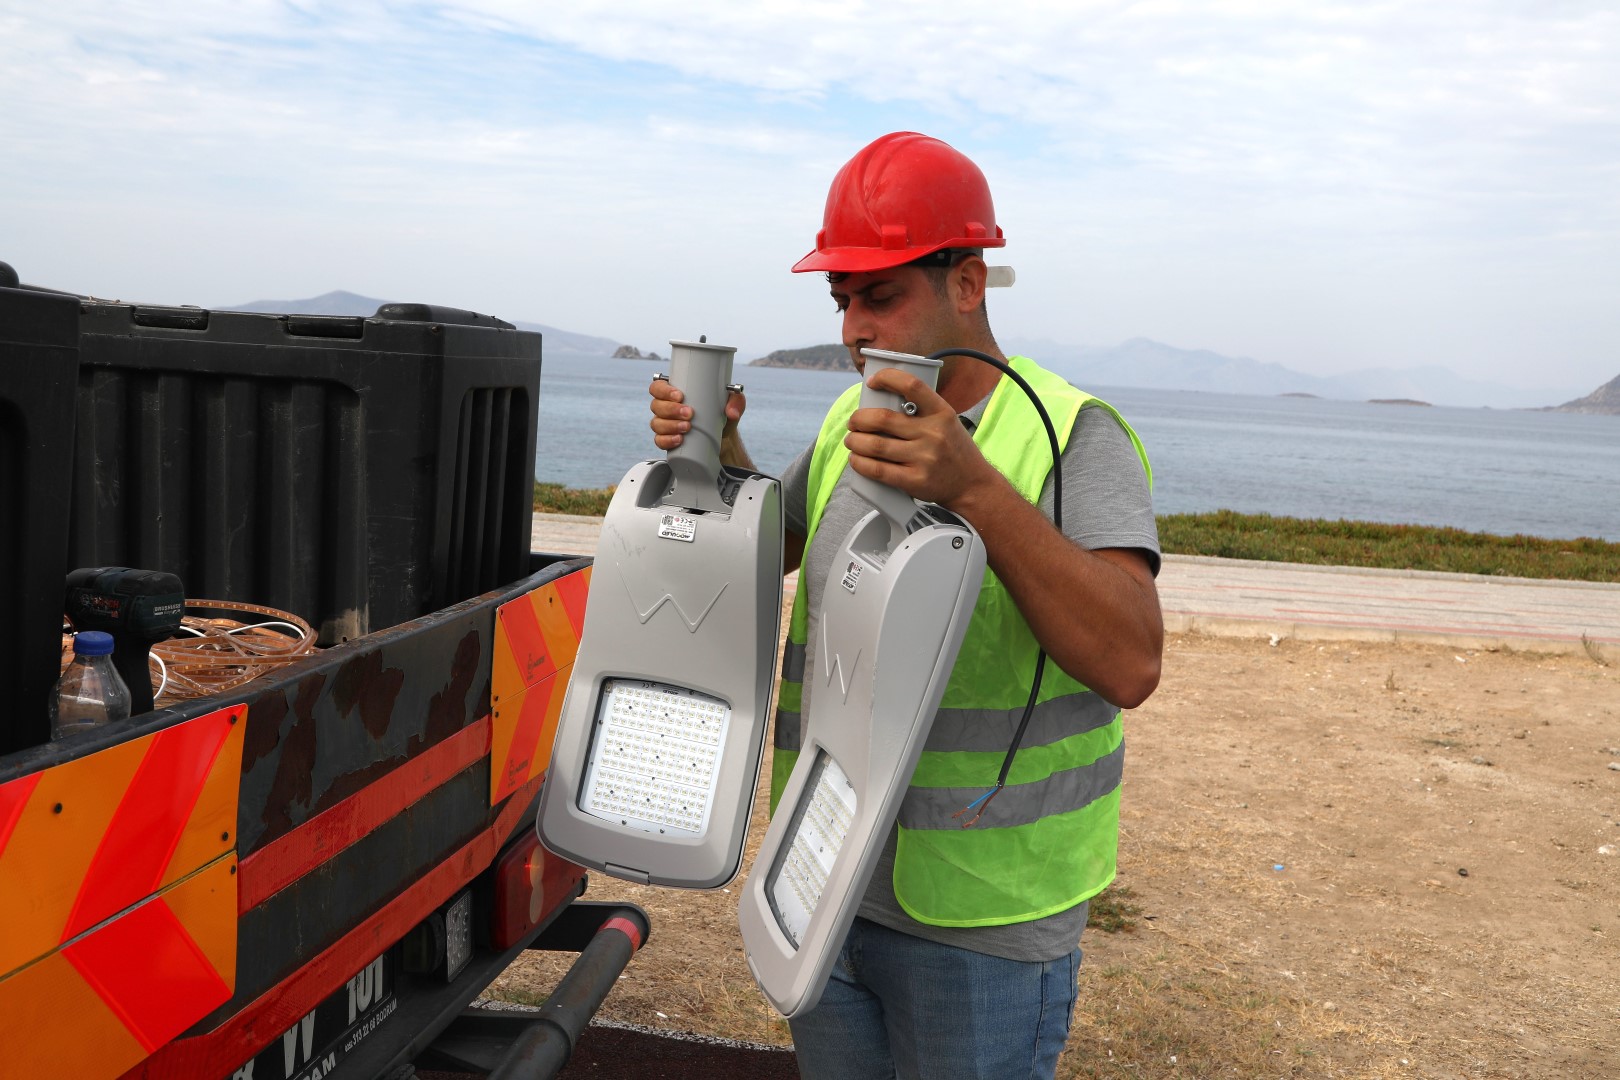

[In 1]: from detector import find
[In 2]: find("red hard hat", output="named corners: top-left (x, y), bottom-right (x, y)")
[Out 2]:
top-left (791, 132), bottom-right (1005, 274)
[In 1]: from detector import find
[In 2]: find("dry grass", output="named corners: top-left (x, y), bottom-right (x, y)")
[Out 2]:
top-left (492, 632), bottom-right (1620, 1078)
top-left (1063, 955), bottom-right (1400, 1079)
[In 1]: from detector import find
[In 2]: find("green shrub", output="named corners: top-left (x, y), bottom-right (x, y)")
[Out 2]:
top-left (531, 490), bottom-right (1619, 584)
top-left (1157, 509), bottom-right (1618, 583)
top-left (533, 482), bottom-right (615, 516)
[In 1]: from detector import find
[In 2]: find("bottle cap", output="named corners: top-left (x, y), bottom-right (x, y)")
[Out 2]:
top-left (72, 630), bottom-right (116, 656)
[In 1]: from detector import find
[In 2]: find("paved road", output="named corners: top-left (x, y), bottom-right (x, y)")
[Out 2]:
top-left (532, 513), bottom-right (1619, 659)
top-left (1156, 553), bottom-right (1619, 655)
top-left (418, 1021), bottom-right (796, 1079)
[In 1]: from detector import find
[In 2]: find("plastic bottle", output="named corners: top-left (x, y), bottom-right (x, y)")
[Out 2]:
top-left (51, 630), bottom-right (132, 739)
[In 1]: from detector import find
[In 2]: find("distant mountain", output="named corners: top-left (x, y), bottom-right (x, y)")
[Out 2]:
top-left (1024, 337), bottom-right (1316, 397)
top-left (226, 291), bottom-right (623, 358)
top-left (744, 336), bottom-right (1556, 408)
top-left (749, 344), bottom-right (852, 371)
top-left (506, 320), bottom-right (623, 359)
top-left (220, 294), bottom-right (1595, 409)
top-left (231, 290), bottom-right (384, 317)
top-left (1551, 373), bottom-right (1620, 416)
top-left (1004, 336), bottom-right (1576, 409)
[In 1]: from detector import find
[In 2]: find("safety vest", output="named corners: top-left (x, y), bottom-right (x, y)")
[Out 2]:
top-left (771, 355), bottom-right (1152, 927)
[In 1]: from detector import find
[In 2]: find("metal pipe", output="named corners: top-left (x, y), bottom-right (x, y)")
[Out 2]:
top-left (486, 903), bottom-right (651, 1079)
top-left (664, 338), bottom-right (737, 513)
top-left (848, 348), bottom-right (944, 548)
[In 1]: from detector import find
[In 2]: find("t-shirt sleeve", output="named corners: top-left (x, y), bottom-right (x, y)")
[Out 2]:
top-left (1038, 404), bottom-right (1161, 576)
top-left (780, 443), bottom-right (814, 538)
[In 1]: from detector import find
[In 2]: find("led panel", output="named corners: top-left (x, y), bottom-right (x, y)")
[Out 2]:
top-left (768, 752), bottom-right (857, 946)
top-left (579, 678), bottom-right (732, 837)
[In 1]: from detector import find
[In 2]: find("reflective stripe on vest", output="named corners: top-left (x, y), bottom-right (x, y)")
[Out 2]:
top-left (771, 355), bottom-right (1151, 927)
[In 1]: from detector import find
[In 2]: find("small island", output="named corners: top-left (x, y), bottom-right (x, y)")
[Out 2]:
top-left (1368, 398), bottom-right (1432, 407)
top-left (1550, 372), bottom-right (1620, 416)
top-left (748, 344), bottom-right (852, 371)
top-left (613, 345), bottom-right (663, 362)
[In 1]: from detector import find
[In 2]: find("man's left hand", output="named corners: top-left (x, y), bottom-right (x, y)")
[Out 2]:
top-left (842, 368), bottom-right (1000, 508)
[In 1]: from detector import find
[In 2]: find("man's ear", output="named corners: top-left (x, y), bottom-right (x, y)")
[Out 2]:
top-left (951, 255), bottom-right (988, 314)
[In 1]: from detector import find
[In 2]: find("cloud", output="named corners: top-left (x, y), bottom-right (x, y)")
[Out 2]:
top-left (1, 1), bottom-right (1616, 389)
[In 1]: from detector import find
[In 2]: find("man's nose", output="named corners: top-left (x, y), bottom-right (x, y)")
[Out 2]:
top-left (842, 304), bottom-right (873, 350)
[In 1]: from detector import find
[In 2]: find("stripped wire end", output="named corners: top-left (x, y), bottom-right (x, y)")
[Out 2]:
top-left (953, 784), bottom-right (1003, 829)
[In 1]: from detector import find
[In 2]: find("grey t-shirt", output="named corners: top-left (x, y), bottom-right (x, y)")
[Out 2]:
top-left (778, 386), bottom-right (1160, 962)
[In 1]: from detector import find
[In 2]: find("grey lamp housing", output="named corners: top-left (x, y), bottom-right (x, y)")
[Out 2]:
top-left (537, 339), bottom-right (784, 890)
top-left (738, 349), bottom-right (987, 1016)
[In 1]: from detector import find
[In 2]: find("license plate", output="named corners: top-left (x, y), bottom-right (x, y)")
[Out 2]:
top-left (225, 950), bottom-right (397, 1080)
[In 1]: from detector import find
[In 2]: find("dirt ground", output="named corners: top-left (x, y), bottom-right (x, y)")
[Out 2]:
top-left (491, 632), bottom-right (1620, 1079)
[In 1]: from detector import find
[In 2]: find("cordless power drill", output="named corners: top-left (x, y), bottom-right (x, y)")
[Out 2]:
top-left (64, 567), bottom-right (187, 717)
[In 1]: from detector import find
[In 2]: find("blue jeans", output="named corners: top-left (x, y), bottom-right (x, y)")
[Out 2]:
top-left (788, 917), bottom-right (1080, 1080)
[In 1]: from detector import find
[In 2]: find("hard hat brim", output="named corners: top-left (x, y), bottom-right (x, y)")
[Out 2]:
top-left (790, 237), bottom-right (1005, 275)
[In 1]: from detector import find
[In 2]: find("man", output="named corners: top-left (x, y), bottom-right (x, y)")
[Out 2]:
top-left (650, 131), bottom-right (1163, 1080)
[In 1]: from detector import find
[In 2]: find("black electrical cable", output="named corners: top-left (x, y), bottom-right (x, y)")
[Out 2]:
top-left (925, 348), bottom-right (1063, 828)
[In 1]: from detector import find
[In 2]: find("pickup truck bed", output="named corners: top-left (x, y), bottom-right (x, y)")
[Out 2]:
top-left (0, 271), bottom-right (645, 1079)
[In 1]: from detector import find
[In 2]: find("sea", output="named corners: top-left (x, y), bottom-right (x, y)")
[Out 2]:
top-left (535, 353), bottom-right (1620, 543)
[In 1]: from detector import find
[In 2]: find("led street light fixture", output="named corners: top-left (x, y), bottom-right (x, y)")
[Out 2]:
top-left (738, 349), bottom-right (987, 1016)
top-left (538, 339), bottom-right (784, 890)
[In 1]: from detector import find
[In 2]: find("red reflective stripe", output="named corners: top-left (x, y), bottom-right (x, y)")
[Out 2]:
top-left (601, 916), bottom-right (644, 951)
top-left (497, 676), bottom-right (561, 798)
top-left (238, 716), bottom-right (492, 911)
top-left (64, 714), bottom-right (234, 940)
top-left (64, 896), bottom-right (230, 1053)
top-left (500, 593), bottom-right (558, 686)
top-left (554, 568), bottom-right (591, 639)
top-left (0, 772), bottom-right (41, 859)
top-left (126, 775), bottom-right (551, 1079)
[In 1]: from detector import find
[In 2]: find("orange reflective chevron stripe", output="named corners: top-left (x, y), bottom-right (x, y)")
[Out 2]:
top-left (0, 771), bottom-right (40, 857)
top-left (64, 862), bottom-right (234, 1052)
top-left (0, 740), bottom-right (146, 971)
top-left (490, 567), bottom-right (590, 804)
top-left (492, 675), bottom-right (567, 805)
top-left (4, 856), bottom-right (238, 1077)
top-left (129, 775), bottom-right (562, 1078)
top-left (65, 716), bottom-right (236, 939)
top-left (0, 703), bottom-right (244, 1079)
top-left (497, 567), bottom-right (590, 688)
top-left (4, 952), bottom-right (148, 1072)
top-left (553, 565), bottom-right (590, 638)
top-left (499, 585), bottom-right (561, 685)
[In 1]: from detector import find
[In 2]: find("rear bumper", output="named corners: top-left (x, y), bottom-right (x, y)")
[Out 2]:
top-left (414, 900), bottom-right (652, 1079)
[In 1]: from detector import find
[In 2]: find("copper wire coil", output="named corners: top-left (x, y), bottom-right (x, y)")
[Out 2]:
top-left (62, 600), bottom-right (318, 706)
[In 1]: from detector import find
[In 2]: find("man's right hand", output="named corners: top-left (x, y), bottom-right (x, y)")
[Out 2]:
top-left (649, 377), bottom-right (747, 455)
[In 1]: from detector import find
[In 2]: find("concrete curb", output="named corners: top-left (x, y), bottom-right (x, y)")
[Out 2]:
top-left (1161, 612), bottom-right (1613, 660)
top-left (1164, 552), bottom-right (1620, 592)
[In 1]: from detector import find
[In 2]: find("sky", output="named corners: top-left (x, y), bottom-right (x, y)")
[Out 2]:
top-left (2, 1), bottom-right (1617, 396)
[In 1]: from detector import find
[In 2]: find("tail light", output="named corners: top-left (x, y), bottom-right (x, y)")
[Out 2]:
top-left (492, 827), bottom-right (585, 951)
